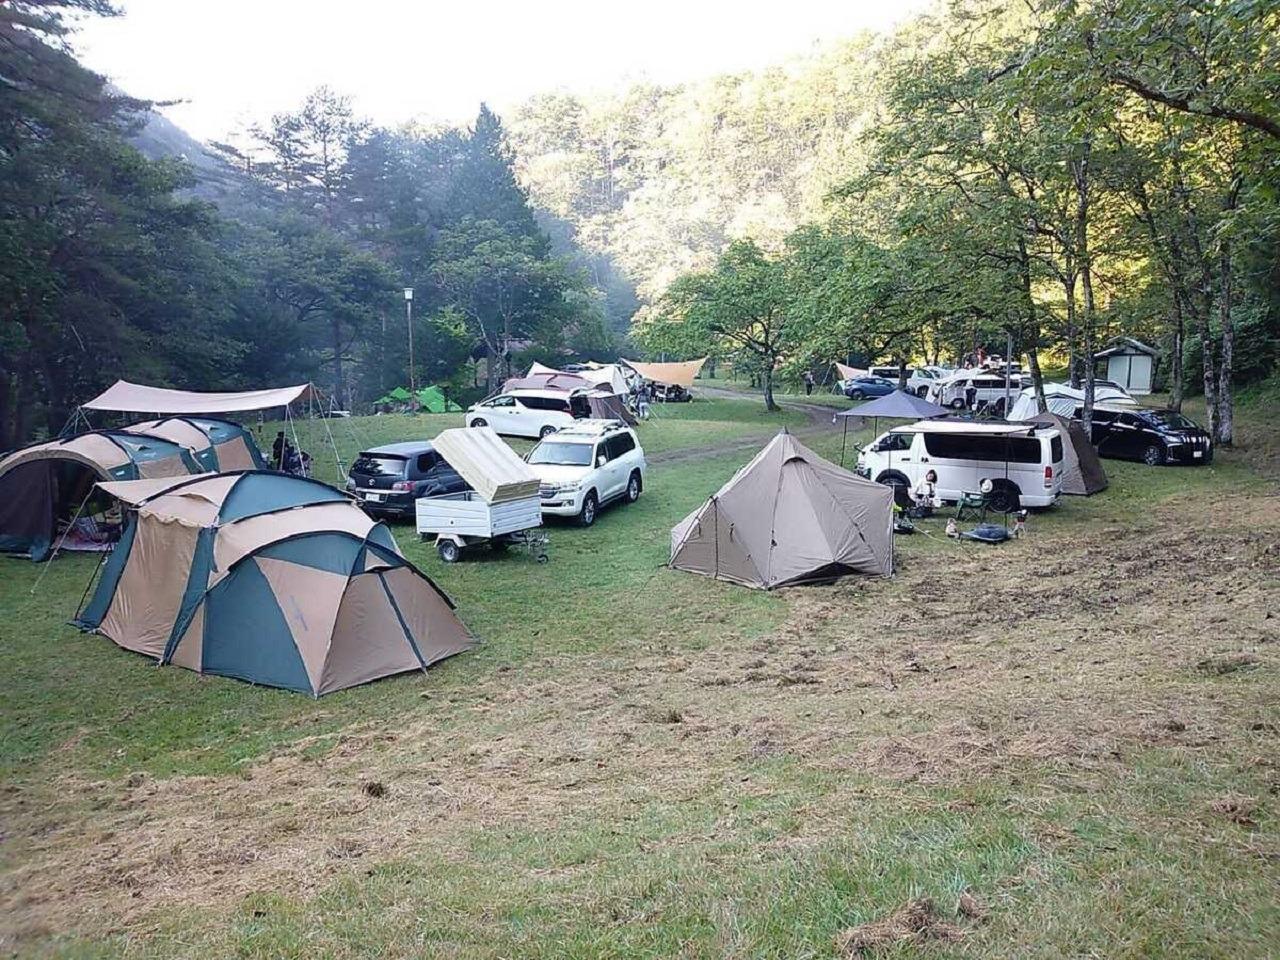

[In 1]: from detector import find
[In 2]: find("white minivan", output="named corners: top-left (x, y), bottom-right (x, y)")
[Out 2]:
top-left (855, 420), bottom-right (1064, 512)
top-left (926, 371), bottom-right (1020, 410)
top-left (465, 389), bottom-right (578, 439)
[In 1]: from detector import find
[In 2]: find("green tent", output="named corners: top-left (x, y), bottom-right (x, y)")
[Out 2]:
top-left (417, 385), bottom-right (462, 413)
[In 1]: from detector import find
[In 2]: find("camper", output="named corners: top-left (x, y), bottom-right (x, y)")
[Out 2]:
top-left (855, 420), bottom-right (1064, 512)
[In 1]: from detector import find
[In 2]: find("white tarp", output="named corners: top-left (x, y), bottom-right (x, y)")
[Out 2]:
top-left (834, 362), bottom-right (869, 381)
top-left (84, 380), bottom-right (316, 414)
top-left (1007, 382), bottom-right (1136, 421)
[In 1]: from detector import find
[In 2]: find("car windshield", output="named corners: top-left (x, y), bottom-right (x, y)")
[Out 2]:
top-left (352, 454), bottom-right (408, 476)
top-left (528, 441), bottom-right (593, 466)
top-left (1142, 410), bottom-right (1196, 430)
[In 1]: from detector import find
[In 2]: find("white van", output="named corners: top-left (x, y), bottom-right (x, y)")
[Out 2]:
top-left (868, 366), bottom-right (940, 398)
top-left (926, 371), bottom-right (1020, 410)
top-left (855, 420), bottom-right (1064, 511)
top-left (465, 389), bottom-right (580, 439)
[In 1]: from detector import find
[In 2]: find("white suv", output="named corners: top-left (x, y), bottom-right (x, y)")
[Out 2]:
top-left (465, 389), bottom-right (577, 439)
top-left (525, 420), bottom-right (646, 526)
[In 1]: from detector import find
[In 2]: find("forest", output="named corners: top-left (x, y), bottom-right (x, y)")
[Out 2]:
top-left (2, 0), bottom-right (1278, 450)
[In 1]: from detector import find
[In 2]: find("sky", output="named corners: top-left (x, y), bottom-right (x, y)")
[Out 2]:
top-left (72, 0), bottom-right (929, 143)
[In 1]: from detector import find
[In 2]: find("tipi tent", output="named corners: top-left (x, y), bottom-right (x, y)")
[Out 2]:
top-left (670, 431), bottom-right (893, 589)
top-left (1026, 412), bottom-right (1107, 495)
top-left (0, 431), bottom-right (203, 561)
top-left (75, 472), bottom-right (473, 695)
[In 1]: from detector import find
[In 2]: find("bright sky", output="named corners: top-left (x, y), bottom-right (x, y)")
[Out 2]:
top-left (72, 0), bottom-right (928, 142)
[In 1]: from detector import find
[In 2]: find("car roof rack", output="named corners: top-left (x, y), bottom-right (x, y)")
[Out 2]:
top-left (552, 418), bottom-right (626, 438)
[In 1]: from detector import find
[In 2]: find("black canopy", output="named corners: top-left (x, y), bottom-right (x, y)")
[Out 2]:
top-left (834, 390), bottom-right (949, 420)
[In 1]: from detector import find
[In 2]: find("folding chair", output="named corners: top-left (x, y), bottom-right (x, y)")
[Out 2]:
top-left (954, 491), bottom-right (989, 523)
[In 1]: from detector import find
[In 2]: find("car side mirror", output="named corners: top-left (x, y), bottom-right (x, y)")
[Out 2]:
top-left (597, 455), bottom-right (608, 468)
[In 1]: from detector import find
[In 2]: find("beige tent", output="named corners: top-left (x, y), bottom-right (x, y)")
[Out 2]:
top-left (622, 358), bottom-right (707, 388)
top-left (670, 431), bottom-right (893, 589)
top-left (430, 426), bottom-right (541, 503)
top-left (75, 472), bottom-right (472, 696)
top-left (1025, 412), bottom-right (1108, 495)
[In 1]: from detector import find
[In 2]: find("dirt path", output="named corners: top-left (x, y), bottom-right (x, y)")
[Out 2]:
top-left (647, 387), bottom-right (842, 467)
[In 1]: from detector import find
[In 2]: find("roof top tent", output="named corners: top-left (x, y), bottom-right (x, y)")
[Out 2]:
top-left (1093, 337), bottom-right (1158, 396)
top-left (75, 472), bottom-right (473, 696)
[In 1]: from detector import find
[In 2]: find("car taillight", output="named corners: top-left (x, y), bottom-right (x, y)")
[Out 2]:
top-left (1044, 465), bottom-right (1053, 488)
top-left (392, 481), bottom-right (412, 492)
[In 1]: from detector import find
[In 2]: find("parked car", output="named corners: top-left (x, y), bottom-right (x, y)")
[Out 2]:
top-left (842, 376), bottom-right (897, 399)
top-left (650, 382), bottom-right (693, 402)
top-left (856, 421), bottom-right (1064, 512)
top-left (868, 366), bottom-right (940, 398)
top-left (526, 419), bottom-right (647, 526)
top-left (466, 389), bottom-right (583, 439)
top-left (927, 372), bottom-right (1021, 410)
top-left (1080, 404), bottom-right (1213, 465)
top-left (346, 442), bottom-right (468, 519)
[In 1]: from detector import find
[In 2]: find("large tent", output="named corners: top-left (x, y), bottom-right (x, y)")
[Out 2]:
top-left (621, 358), bottom-right (707, 388)
top-left (585, 392), bottom-right (638, 425)
top-left (75, 472), bottom-right (473, 696)
top-left (0, 431), bottom-right (203, 561)
top-left (1025, 412), bottom-right (1108, 495)
top-left (670, 431), bottom-right (893, 589)
top-left (1007, 382), bottom-right (1135, 421)
top-left (503, 371), bottom-right (593, 393)
top-left (125, 417), bottom-right (268, 472)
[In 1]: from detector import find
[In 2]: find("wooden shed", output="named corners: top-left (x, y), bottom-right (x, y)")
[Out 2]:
top-left (1093, 337), bottom-right (1158, 395)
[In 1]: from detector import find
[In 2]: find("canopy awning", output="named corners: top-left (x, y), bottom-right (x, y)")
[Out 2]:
top-left (621, 358), bottom-right (706, 388)
top-left (834, 390), bottom-right (949, 420)
top-left (834, 362), bottom-right (869, 381)
top-left (83, 380), bottom-right (317, 414)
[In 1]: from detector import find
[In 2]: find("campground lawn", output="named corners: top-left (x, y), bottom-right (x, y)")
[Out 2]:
top-left (1, 389), bottom-right (1277, 958)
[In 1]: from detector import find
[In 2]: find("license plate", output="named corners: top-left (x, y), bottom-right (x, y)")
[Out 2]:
top-left (365, 492), bottom-right (384, 502)
top-left (1193, 451), bottom-right (1203, 458)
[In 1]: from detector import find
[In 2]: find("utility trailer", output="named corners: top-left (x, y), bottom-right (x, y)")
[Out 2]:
top-left (416, 491), bottom-right (546, 562)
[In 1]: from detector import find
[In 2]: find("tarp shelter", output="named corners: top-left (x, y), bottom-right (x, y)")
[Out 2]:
top-left (585, 392), bottom-right (637, 425)
top-left (669, 431), bottom-right (893, 589)
top-left (1006, 382), bottom-right (1136, 421)
top-left (833, 389), bottom-right (949, 466)
top-left (621, 358), bottom-right (707, 388)
top-left (1025, 412), bottom-right (1107, 495)
top-left (834, 362), bottom-right (869, 381)
top-left (75, 472), bottom-right (473, 696)
top-left (0, 431), bottom-right (202, 561)
top-left (430, 426), bottom-right (541, 503)
top-left (83, 380), bottom-right (317, 415)
top-left (125, 417), bottom-right (268, 472)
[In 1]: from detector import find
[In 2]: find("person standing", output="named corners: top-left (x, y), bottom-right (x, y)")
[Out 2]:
top-left (803, 370), bottom-right (815, 396)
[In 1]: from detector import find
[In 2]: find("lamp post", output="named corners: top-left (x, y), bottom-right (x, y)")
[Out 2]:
top-left (404, 287), bottom-right (416, 412)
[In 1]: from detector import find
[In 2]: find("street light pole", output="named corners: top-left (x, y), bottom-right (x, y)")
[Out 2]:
top-left (404, 287), bottom-right (416, 412)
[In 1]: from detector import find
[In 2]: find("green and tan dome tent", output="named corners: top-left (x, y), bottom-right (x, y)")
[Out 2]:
top-left (124, 417), bottom-right (270, 473)
top-left (0, 430), bottom-right (203, 561)
top-left (74, 472), bottom-right (473, 696)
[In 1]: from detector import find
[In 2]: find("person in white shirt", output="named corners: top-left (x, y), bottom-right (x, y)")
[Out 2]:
top-left (912, 470), bottom-right (940, 515)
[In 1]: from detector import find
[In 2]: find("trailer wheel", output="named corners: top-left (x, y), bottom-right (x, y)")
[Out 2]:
top-left (437, 539), bottom-right (462, 563)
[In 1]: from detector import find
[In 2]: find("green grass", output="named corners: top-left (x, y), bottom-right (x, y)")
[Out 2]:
top-left (2, 388), bottom-right (1277, 958)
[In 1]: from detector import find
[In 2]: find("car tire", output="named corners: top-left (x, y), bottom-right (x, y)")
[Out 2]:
top-left (850, 389), bottom-right (864, 400)
top-left (578, 491), bottom-right (598, 527)
top-left (950, 398), bottom-right (965, 409)
top-left (1143, 444), bottom-right (1165, 466)
top-left (988, 482), bottom-right (1021, 514)
top-left (539, 425), bottom-right (558, 439)
top-left (437, 539), bottom-right (461, 563)
top-left (915, 386), bottom-right (929, 398)
top-left (626, 471), bottom-right (642, 503)
top-left (470, 417), bottom-right (487, 428)
top-left (877, 472), bottom-right (911, 510)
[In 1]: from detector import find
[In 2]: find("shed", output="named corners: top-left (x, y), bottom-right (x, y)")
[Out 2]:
top-left (1093, 337), bottom-right (1158, 395)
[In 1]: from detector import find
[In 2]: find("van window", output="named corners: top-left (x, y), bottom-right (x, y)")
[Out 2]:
top-left (517, 396), bottom-right (570, 412)
top-left (923, 433), bottom-right (1042, 464)
top-left (1050, 436), bottom-right (1064, 463)
top-left (877, 433), bottom-right (912, 452)
top-left (487, 395), bottom-right (515, 408)
top-left (607, 433), bottom-right (635, 459)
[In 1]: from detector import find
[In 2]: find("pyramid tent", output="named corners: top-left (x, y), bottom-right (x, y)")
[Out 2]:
top-left (75, 472), bottom-right (473, 695)
top-left (1026, 412), bottom-right (1108, 495)
top-left (670, 431), bottom-right (893, 589)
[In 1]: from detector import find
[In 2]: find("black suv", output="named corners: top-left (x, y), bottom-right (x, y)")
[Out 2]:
top-left (346, 442), bottom-right (468, 519)
top-left (1082, 405), bottom-right (1213, 466)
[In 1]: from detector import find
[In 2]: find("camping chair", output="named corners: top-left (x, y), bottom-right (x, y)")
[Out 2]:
top-left (954, 491), bottom-right (990, 523)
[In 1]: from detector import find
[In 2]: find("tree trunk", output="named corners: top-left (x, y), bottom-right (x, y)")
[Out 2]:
top-left (1072, 142), bottom-right (1096, 437)
top-left (1016, 236), bottom-right (1046, 411)
top-left (1216, 238), bottom-right (1234, 446)
top-left (1168, 300), bottom-right (1185, 411)
top-left (331, 317), bottom-right (344, 407)
top-left (896, 356), bottom-right (908, 392)
top-left (763, 360), bottom-right (778, 412)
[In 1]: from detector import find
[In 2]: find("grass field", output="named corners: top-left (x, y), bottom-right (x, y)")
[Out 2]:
top-left (1, 387), bottom-right (1277, 958)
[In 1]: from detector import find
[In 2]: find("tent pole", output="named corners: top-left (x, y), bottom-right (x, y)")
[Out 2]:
top-left (27, 486), bottom-right (95, 597)
top-left (840, 417), bottom-right (848, 467)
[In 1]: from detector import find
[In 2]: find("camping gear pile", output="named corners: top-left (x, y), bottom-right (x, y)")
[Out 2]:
top-left (415, 426), bottom-right (547, 563)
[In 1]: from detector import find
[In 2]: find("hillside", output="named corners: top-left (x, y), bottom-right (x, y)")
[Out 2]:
top-left (504, 35), bottom-right (884, 304)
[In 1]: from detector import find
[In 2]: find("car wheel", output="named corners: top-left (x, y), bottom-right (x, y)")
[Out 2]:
top-left (878, 474), bottom-right (911, 510)
top-left (539, 425), bottom-right (557, 439)
top-left (950, 398), bottom-right (965, 409)
top-left (988, 483), bottom-right (1021, 513)
top-left (578, 491), bottom-right (598, 527)
top-left (626, 471), bottom-right (642, 503)
top-left (437, 539), bottom-right (461, 563)
top-left (916, 386), bottom-right (928, 398)
top-left (850, 389), bottom-right (864, 400)
top-left (1143, 444), bottom-right (1165, 466)
top-left (470, 417), bottom-right (487, 428)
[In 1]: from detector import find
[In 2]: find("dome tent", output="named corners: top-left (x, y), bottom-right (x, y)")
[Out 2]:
top-left (0, 431), bottom-right (202, 561)
top-left (670, 431), bottom-right (894, 589)
top-left (74, 472), bottom-right (472, 696)
top-left (124, 417), bottom-right (269, 472)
